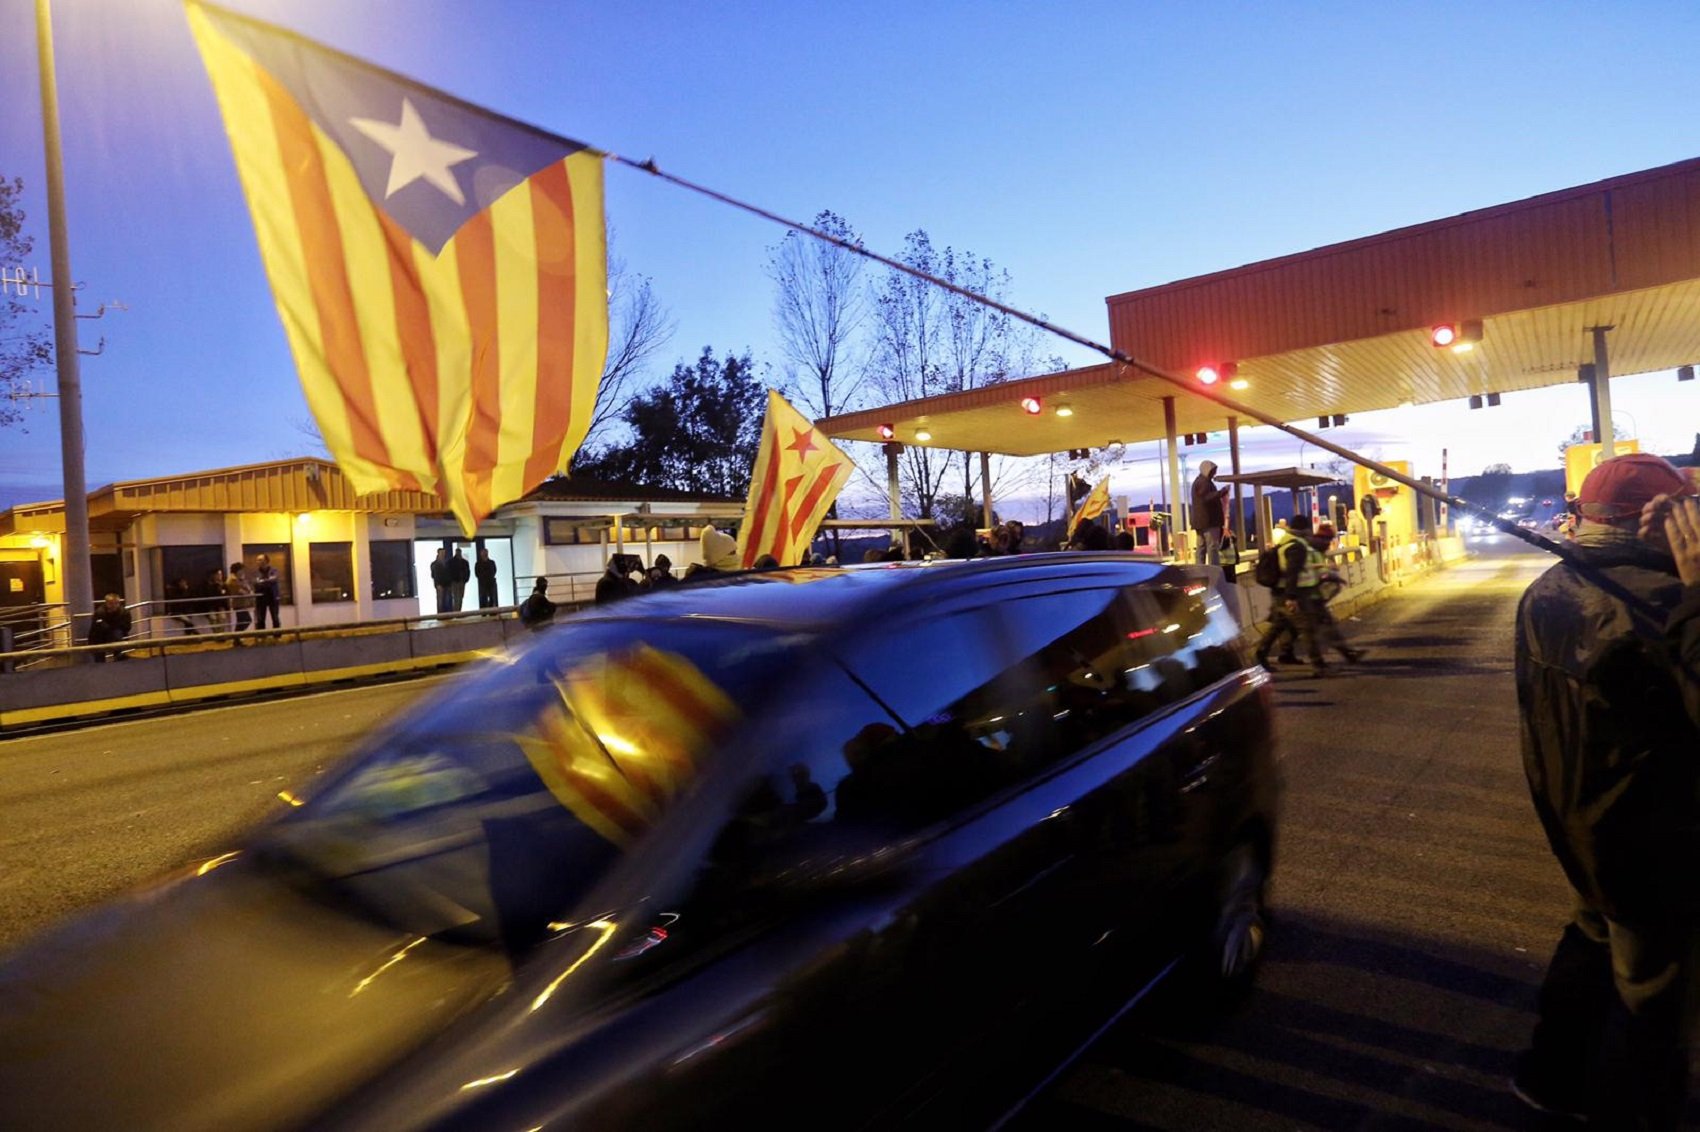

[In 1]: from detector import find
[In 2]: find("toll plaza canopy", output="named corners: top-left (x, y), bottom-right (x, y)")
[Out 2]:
top-left (818, 156), bottom-right (1700, 454)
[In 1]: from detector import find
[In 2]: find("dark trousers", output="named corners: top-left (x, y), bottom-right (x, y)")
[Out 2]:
top-left (1257, 595), bottom-right (1319, 662)
top-left (233, 610), bottom-right (252, 633)
top-left (478, 582), bottom-right (497, 608)
top-left (1526, 895), bottom-right (1697, 1128)
top-left (253, 591), bottom-right (281, 630)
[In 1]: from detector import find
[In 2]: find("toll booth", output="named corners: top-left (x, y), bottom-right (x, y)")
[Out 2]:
top-left (1120, 508), bottom-right (1169, 556)
top-left (1353, 460), bottom-right (1419, 552)
top-left (1563, 440), bottom-right (1642, 496)
top-left (1214, 467), bottom-right (1343, 549)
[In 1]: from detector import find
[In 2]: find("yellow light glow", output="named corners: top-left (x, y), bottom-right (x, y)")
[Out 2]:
top-left (1450, 342), bottom-right (1474, 354)
top-left (295, 512), bottom-right (313, 529)
top-left (529, 919), bottom-right (618, 1013)
top-left (595, 732), bottom-right (640, 757)
top-left (29, 535), bottom-right (49, 550)
top-left (459, 1069), bottom-right (519, 1092)
top-left (1054, 403), bottom-right (1074, 418)
top-left (915, 429), bottom-right (932, 442)
top-left (196, 851), bottom-right (241, 876)
top-left (277, 790), bottom-right (304, 807)
top-left (1229, 379), bottom-right (1250, 391)
top-left (351, 937), bottom-right (428, 997)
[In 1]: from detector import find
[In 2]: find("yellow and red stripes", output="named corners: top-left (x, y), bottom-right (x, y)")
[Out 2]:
top-left (187, 5), bottom-right (606, 532)
top-left (737, 391), bottom-right (854, 568)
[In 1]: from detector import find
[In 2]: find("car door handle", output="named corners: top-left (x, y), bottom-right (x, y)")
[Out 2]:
top-left (1180, 754), bottom-right (1219, 793)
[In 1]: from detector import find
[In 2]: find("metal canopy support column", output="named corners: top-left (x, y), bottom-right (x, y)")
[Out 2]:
top-left (1163, 396), bottom-right (1181, 561)
top-left (885, 442), bottom-right (902, 548)
top-left (1255, 484), bottom-right (1269, 548)
top-left (1228, 415), bottom-right (1243, 545)
top-left (1588, 325), bottom-right (1617, 459)
top-left (979, 450), bottom-right (994, 528)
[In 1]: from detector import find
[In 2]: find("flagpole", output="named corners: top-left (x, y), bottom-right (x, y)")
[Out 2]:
top-left (35, 0), bottom-right (93, 639)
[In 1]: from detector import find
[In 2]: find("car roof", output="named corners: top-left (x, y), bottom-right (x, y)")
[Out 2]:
top-left (565, 554), bottom-right (1178, 633)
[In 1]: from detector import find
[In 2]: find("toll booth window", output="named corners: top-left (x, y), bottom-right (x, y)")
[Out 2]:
top-left (369, 540), bottom-right (417, 600)
top-left (153, 545), bottom-right (224, 605)
top-left (309, 542), bottom-right (354, 603)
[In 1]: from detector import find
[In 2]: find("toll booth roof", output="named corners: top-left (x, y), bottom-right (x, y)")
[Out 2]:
top-left (1214, 467), bottom-right (1342, 490)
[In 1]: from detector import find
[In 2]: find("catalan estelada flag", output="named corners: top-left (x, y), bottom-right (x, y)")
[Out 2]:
top-left (186, 3), bottom-right (607, 534)
top-left (512, 645), bottom-right (739, 849)
top-left (1068, 476), bottom-right (1112, 537)
top-left (737, 390), bottom-right (856, 568)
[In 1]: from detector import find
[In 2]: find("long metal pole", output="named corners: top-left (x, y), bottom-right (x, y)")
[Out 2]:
top-left (1228, 415), bottom-right (1243, 545)
top-left (36, 0), bottom-right (91, 634)
top-left (1162, 398), bottom-right (1181, 561)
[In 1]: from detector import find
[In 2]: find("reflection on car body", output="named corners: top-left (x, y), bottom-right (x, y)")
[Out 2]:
top-left (0, 554), bottom-right (1279, 1131)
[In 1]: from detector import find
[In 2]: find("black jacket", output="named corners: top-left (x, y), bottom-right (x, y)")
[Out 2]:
top-left (1669, 584), bottom-right (1700, 730)
top-left (1515, 534), bottom-right (1700, 921)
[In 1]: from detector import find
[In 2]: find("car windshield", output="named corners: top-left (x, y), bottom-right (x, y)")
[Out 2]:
top-left (253, 619), bottom-right (799, 950)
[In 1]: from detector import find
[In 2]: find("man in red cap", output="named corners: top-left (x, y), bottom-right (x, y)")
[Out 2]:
top-left (1513, 453), bottom-right (1700, 1126)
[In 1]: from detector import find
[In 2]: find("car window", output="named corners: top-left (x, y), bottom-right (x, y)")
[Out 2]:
top-left (824, 608), bottom-right (1034, 829)
top-left (1124, 582), bottom-right (1244, 704)
top-left (252, 621), bottom-right (795, 950)
top-left (994, 586), bottom-right (1165, 765)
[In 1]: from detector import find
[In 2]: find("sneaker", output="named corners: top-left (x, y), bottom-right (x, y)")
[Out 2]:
top-left (1509, 1053), bottom-right (1587, 1122)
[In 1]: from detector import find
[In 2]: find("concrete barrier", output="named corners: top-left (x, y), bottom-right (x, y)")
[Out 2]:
top-left (0, 614), bottom-right (515, 731)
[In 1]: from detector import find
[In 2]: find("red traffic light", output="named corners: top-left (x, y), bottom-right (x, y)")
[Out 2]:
top-left (876, 423), bottom-right (895, 440)
top-left (1431, 320), bottom-right (1482, 350)
top-left (1195, 365), bottom-right (1220, 385)
top-left (1019, 396), bottom-right (1043, 415)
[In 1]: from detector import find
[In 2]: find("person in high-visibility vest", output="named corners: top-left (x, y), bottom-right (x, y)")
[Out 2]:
top-left (1255, 514), bottom-right (1363, 676)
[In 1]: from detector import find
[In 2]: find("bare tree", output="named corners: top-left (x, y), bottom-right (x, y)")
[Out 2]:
top-left (768, 210), bottom-right (867, 420)
top-left (0, 176), bottom-right (53, 430)
top-left (868, 231), bottom-right (951, 518)
top-left (577, 250), bottom-right (674, 459)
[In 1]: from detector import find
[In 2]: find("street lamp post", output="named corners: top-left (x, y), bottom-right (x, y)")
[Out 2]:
top-left (35, 0), bottom-right (92, 639)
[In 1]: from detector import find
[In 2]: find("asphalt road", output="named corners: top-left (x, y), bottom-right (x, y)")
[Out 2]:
top-left (0, 541), bottom-right (1670, 1127)
top-left (0, 676), bottom-right (442, 952)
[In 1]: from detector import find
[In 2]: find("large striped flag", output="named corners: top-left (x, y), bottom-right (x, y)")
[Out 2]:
top-left (737, 390), bottom-right (856, 568)
top-left (1068, 476), bottom-right (1112, 537)
top-left (187, 3), bottom-right (608, 534)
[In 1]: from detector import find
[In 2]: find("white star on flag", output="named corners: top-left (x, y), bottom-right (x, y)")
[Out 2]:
top-left (350, 97), bottom-right (477, 205)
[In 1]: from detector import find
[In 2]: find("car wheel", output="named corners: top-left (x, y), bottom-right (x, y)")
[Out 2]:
top-left (1205, 837), bottom-right (1269, 1004)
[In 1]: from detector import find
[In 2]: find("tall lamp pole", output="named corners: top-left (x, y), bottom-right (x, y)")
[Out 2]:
top-left (35, 0), bottom-right (92, 636)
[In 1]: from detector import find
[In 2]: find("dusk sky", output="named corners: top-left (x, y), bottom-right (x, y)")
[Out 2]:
top-left (2, 0), bottom-right (1698, 514)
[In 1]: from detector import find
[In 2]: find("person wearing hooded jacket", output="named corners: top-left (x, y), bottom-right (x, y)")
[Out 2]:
top-left (1189, 459), bottom-right (1231, 565)
top-left (1512, 453), bottom-right (1700, 1127)
top-left (687, 527), bottom-right (742, 579)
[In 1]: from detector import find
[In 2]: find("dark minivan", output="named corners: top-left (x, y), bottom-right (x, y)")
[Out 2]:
top-left (0, 554), bottom-right (1278, 1131)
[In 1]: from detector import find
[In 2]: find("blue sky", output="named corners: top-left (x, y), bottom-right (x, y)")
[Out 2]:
top-left (2, 0), bottom-right (1698, 511)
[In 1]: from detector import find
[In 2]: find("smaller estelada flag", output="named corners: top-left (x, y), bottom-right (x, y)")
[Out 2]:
top-left (1068, 477), bottom-right (1112, 537)
top-left (737, 391), bottom-right (855, 568)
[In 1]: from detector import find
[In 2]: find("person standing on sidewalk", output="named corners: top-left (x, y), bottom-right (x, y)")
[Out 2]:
top-left (252, 554), bottom-right (282, 632)
top-left (1513, 453), bottom-right (1700, 1128)
top-left (224, 561), bottom-right (254, 635)
top-left (1190, 460), bottom-right (1231, 565)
